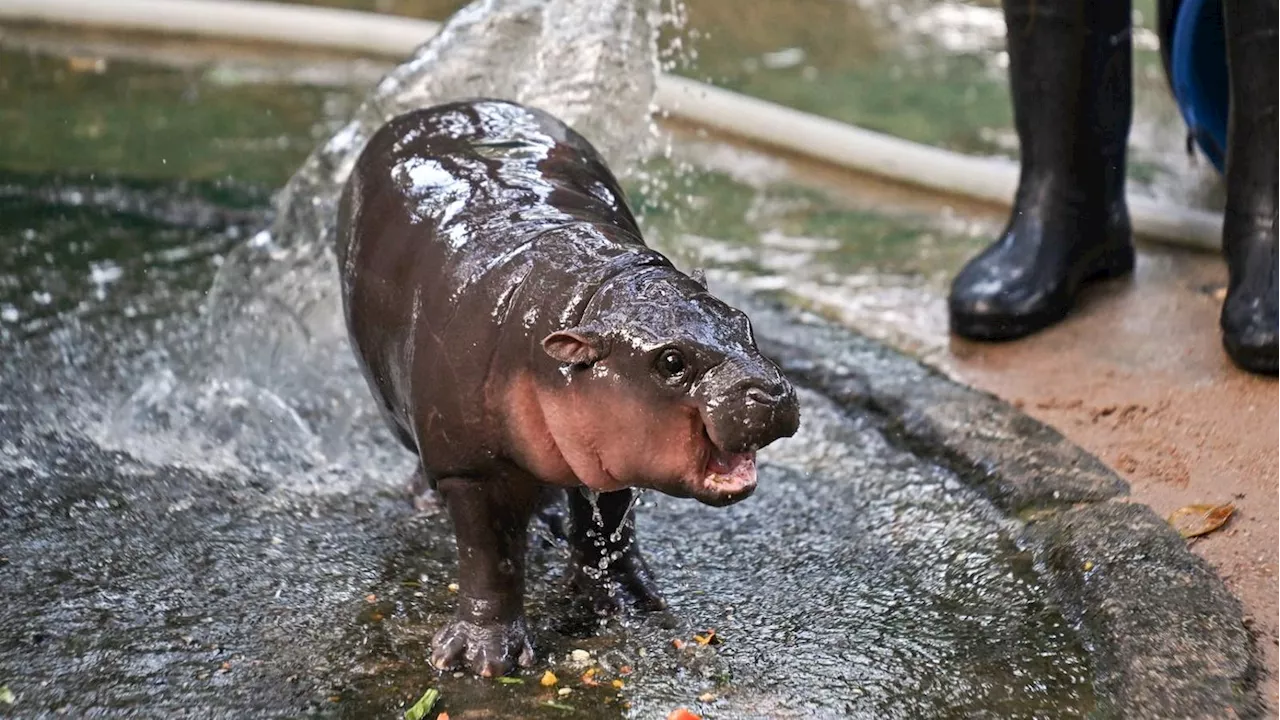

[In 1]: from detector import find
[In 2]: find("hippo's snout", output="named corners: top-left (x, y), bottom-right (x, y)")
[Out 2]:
top-left (739, 376), bottom-right (801, 446)
top-left (702, 366), bottom-right (801, 455)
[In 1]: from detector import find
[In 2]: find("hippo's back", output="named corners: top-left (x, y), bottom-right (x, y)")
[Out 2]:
top-left (338, 99), bottom-right (642, 275)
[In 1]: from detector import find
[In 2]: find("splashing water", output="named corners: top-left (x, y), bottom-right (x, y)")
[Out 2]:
top-left (100, 0), bottom-right (671, 486)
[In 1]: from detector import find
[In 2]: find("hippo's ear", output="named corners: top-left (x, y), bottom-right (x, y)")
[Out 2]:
top-left (690, 268), bottom-right (707, 289)
top-left (542, 328), bottom-right (607, 366)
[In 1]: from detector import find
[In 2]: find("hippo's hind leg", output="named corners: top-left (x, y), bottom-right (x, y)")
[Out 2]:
top-left (532, 486), bottom-right (570, 543)
top-left (431, 475), bottom-right (539, 677)
top-left (566, 489), bottom-right (667, 615)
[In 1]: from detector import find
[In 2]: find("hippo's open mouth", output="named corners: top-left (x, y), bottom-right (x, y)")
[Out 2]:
top-left (691, 429), bottom-right (758, 507)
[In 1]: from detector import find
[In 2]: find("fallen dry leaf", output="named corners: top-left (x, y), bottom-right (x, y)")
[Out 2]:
top-left (1168, 503), bottom-right (1234, 538)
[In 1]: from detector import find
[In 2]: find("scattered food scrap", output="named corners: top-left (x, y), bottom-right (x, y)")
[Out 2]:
top-left (496, 677), bottom-right (523, 685)
top-left (580, 668), bottom-right (600, 687)
top-left (404, 688), bottom-right (440, 720)
top-left (611, 679), bottom-right (625, 689)
top-left (0, 686), bottom-right (13, 705)
top-left (1168, 503), bottom-right (1235, 538)
top-left (693, 629), bottom-right (719, 646)
top-left (666, 708), bottom-right (702, 720)
top-left (447, 583), bottom-right (459, 593)
top-left (674, 629), bottom-right (721, 650)
top-left (697, 692), bottom-right (717, 702)
top-left (543, 700), bottom-right (574, 711)
top-left (540, 671), bottom-right (558, 687)
top-left (365, 594), bottom-right (377, 604)
top-left (557, 687), bottom-right (572, 697)
top-left (436, 713), bottom-right (449, 720)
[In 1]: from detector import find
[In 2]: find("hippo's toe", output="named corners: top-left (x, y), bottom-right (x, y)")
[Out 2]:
top-left (430, 616), bottom-right (535, 677)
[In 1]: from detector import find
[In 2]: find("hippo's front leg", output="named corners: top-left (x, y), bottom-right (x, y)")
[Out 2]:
top-left (567, 489), bottom-right (667, 615)
top-left (431, 476), bottom-right (538, 677)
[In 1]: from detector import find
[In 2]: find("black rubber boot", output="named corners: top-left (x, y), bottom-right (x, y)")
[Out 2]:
top-left (949, 0), bottom-right (1135, 340)
top-left (1219, 0), bottom-right (1278, 375)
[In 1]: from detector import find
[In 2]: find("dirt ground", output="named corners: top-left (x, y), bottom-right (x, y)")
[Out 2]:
top-left (939, 245), bottom-right (1279, 713)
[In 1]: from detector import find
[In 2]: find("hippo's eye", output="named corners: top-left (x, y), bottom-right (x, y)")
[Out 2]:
top-left (656, 349), bottom-right (687, 379)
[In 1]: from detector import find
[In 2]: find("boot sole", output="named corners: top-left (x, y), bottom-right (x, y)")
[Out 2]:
top-left (949, 243), bottom-right (1136, 342)
top-left (1223, 336), bottom-right (1279, 376)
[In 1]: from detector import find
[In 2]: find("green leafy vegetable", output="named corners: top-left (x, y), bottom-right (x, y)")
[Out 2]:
top-left (0, 686), bottom-right (13, 705)
top-left (403, 688), bottom-right (439, 720)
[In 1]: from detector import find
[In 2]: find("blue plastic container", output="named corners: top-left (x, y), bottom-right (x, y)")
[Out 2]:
top-left (1166, 0), bottom-right (1230, 173)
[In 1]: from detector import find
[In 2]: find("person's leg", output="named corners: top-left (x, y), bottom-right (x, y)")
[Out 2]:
top-left (949, 0), bottom-right (1134, 340)
top-left (1219, 0), bottom-right (1278, 375)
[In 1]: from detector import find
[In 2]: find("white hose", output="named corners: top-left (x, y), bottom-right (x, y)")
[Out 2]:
top-left (0, 0), bottom-right (1224, 251)
top-left (0, 0), bottom-right (438, 55)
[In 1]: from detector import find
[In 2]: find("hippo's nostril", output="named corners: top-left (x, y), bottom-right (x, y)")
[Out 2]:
top-left (746, 386), bottom-right (778, 405)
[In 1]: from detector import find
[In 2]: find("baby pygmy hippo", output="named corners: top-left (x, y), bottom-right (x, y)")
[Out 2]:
top-left (336, 98), bottom-right (801, 677)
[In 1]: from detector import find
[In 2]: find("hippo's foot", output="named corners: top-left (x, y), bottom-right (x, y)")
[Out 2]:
top-left (569, 547), bottom-right (667, 616)
top-left (430, 615), bottom-right (535, 677)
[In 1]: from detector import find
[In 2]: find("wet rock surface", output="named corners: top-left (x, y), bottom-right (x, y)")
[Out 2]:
top-left (0, 177), bottom-right (1261, 719)
top-left (0, 0), bottom-right (1260, 714)
top-left (733, 291), bottom-right (1262, 719)
top-left (0, 331), bottom-right (1096, 718)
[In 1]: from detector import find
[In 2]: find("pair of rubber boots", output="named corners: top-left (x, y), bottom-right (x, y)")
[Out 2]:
top-left (949, 0), bottom-right (1278, 375)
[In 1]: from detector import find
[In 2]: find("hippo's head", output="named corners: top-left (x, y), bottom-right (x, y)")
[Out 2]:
top-left (538, 268), bottom-right (800, 506)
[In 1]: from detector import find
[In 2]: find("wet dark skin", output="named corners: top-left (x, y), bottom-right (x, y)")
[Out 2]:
top-left (950, 0), bottom-right (1277, 375)
top-left (336, 99), bottom-right (800, 677)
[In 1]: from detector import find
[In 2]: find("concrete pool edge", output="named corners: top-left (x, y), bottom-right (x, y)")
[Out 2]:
top-left (735, 292), bottom-right (1262, 719)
